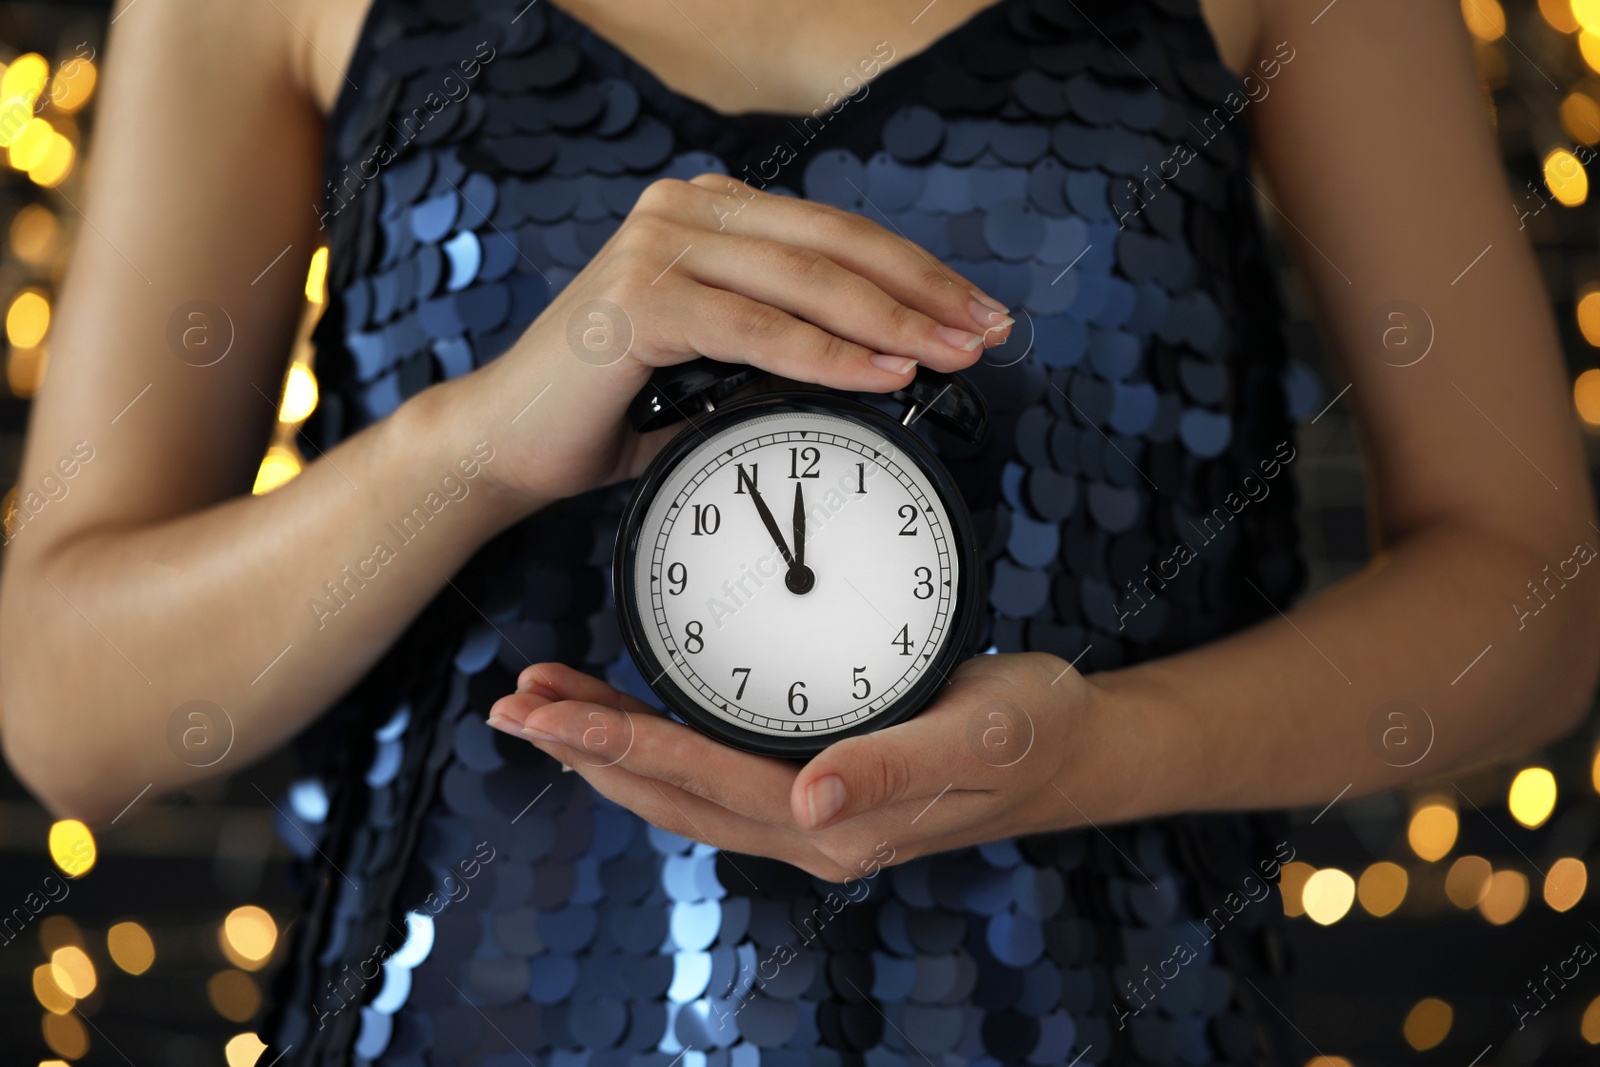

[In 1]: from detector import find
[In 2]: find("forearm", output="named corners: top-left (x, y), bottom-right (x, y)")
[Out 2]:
top-left (1084, 520), bottom-right (1600, 824)
top-left (0, 377), bottom-right (537, 821)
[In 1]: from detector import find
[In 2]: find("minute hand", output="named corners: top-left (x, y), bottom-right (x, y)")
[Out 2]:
top-left (738, 468), bottom-right (795, 568)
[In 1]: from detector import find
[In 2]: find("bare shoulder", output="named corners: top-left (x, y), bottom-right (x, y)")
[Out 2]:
top-left (1198, 0), bottom-right (1266, 76)
top-left (275, 0), bottom-right (378, 116)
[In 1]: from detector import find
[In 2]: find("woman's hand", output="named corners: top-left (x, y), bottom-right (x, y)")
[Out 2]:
top-left (485, 653), bottom-right (1128, 881)
top-left (435, 174), bottom-right (1014, 506)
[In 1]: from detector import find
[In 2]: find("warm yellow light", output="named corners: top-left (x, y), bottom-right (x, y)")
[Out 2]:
top-left (1584, 995), bottom-right (1600, 1043)
top-left (10, 203), bottom-right (57, 263)
top-left (47, 819), bottom-right (95, 877)
top-left (1403, 997), bottom-right (1454, 1051)
top-left (1579, 369), bottom-right (1600, 426)
top-left (50, 58), bottom-right (96, 113)
top-left (221, 905), bottom-right (278, 969)
top-left (1304, 1060), bottom-right (1354, 1067)
top-left (225, 1033), bottom-right (268, 1067)
top-left (9, 343), bottom-right (48, 397)
top-left (107, 921), bottom-right (155, 975)
top-left (1564, 92), bottom-right (1600, 145)
top-left (1546, 148), bottom-right (1590, 206)
top-left (1544, 857), bottom-right (1587, 911)
top-left (207, 969), bottom-right (261, 1022)
top-left (1480, 868), bottom-right (1529, 924)
top-left (306, 246), bottom-right (328, 303)
top-left (9, 117), bottom-right (53, 171)
top-left (29, 132), bottom-right (74, 188)
top-left (1462, 0), bottom-right (1506, 39)
top-left (1509, 767), bottom-right (1557, 827)
top-left (40, 1061), bottom-right (71, 1067)
top-left (32, 964), bottom-right (73, 1014)
top-left (1302, 868), bottom-right (1356, 925)
top-left (252, 446), bottom-right (302, 495)
top-left (49, 946), bottom-right (95, 999)
top-left (1357, 861), bottom-right (1408, 917)
top-left (39, 915), bottom-right (82, 953)
top-left (279, 364), bottom-right (319, 423)
top-left (1545, 0), bottom-right (1583, 31)
top-left (1279, 861), bottom-right (1315, 918)
top-left (1445, 855), bottom-right (1493, 908)
top-left (7, 289), bottom-right (50, 348)
top-left (1583, 31), bottom-right (1600, 74)
top-left (1, 54), bottom-right (48, 104)
top-left (1408, 801), bottom-right (1458, 862)
top-left (1580, 0), bottom-right (1600, 32)
top-left (41, 1012), bottom-right (89, 1058)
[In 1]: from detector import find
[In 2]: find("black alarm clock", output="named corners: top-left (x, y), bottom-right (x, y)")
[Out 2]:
top-left (614, 361), bottom-right (988, 757)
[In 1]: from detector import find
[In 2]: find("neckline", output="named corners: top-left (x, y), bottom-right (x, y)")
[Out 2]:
top-left (543, 0), bottom-right (1014, 125)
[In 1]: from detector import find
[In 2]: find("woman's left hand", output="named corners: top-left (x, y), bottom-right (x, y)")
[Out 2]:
top-left (487, 652), bottom-right (1113, 880)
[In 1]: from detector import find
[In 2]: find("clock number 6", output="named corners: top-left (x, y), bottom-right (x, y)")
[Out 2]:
top-left (787, 680), bottom-right (808, 715)
top-left (898, 504), bottom-right (918, 536)
top-left (852, 667), bottom-right (871, 700)
top-left (913, 566), bottom-right (933, 599)
top-left (684, 620), bottom-right (704, 654)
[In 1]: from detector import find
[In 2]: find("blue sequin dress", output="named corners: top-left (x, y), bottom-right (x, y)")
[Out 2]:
top-left (264, 0), bottom-right (1308, 1062)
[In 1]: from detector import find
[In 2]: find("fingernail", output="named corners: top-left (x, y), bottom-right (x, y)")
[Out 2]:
top-left (520, 723), bottom-right (563, 744)
top-left (486, 715), bottom-right (511, 731)
top-left (969, 301), bottom-right (1013, 332)
top-left (870, 354), bottom-right (918, 375)
top-left (936, 326), bottom-right (984, 353)
top-left (806, 775), bottom-right (847, 828)
top-left (969, 289), bottom-right (1010, 314)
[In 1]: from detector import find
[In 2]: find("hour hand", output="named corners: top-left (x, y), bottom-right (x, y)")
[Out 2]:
top-left (739, 466), bottom-right (794, 568)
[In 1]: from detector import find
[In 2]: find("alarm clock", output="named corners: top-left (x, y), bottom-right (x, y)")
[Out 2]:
top-left (614, 361), bottom-right (988, 757)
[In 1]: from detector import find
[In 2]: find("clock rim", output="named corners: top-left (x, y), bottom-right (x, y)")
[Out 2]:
top-left (613, 389), bottom-right (984, 760)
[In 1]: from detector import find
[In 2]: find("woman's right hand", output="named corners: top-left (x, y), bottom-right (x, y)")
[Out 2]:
top-left (440, 174), bottom-right (1014, 507)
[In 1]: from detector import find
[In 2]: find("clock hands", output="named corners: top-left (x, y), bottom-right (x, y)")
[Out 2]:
top-left (735, 466), bottom-right (814, 595)
top-left (789, 482), bottom-right (814, 594)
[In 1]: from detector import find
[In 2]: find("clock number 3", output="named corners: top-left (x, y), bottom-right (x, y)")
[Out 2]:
top-left (683, 620), bottom-right (704, 654)
top-left (913, 566), bottom-right (933, 599)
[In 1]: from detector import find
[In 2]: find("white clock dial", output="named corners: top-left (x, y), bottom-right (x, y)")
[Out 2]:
top-left (630, 409), bottom-right (960, 739)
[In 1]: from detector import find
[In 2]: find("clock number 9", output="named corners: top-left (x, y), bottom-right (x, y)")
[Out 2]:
top-left (852, 667), bottom-right (871, 700)
top-left (684, 620), bottom-right (704, 654)
top-left (691, 504), bottom-right (720, 536)
top-left (898, 504), bottom-right (918, 536)
top-left (913, 566), bottom-right (933, 599)
top-left (787, 680), bottom-right (808, 715)
top-left (667, 562), bottom-right (687, 596)
top-left (788, 447), bottom-right (820, 479)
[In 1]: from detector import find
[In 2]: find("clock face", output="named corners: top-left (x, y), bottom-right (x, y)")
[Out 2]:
top-left (623, 404), bottom-right (965, 748)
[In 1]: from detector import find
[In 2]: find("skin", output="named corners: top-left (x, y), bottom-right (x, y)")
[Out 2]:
top-left (1, 0), bottom-right (1595, 901)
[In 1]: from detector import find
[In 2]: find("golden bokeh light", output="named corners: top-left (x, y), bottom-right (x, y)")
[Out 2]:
top-left (39, 915), bottom-right (82, 953)
top-left (1583, 996), bottom-right (1600, 1043)
top-left (1480, 868), bottom-right (1530, 924)
top-left (7, 289), bottom-right (50, 348)
top-left (49, 946), bottom-right (95, 999)
top-left (1545, 0), bottom-right (1583, 32)
top-left (1462, 0), bottom-right (1506, 39)
top-left (1583, 31), bottom-right (1600, 74)
top-left (252, 446), bottom-right (302, 495)
top-left (9, 343), bottom-right (48, 397)
top-left (1580, 292), bottom-right (1600, 346)
top-left (29, 132), bottom-right (74, 188)
top-left (1580, 0), bottom-right (1600, 32)
top-left (1445, 855), bottom-right (1493, 908)
top-left (221, 906), bottom-right (278, 970)
top-left (1304, 1060), bottom-right (1354, 1067)
top-left (1509, 767), bottom-right (1557, 828)
top-left (1, 53), bottom-right (48, 104)
top-left (306, 246), bottom-right (328, 303)
top-left (10, 203), bottom-right (57, 262)
top-left (1403, 997), bottom-right (1454, 1051)
top-left (107, 921), bottom-right (155, 975)
top-left (1279, 861), bottom-right (1315, 918)
top-left (1302, 868), bottom-right (1356, 925)
top-left (1408, 800), bottom-right (1458, 862)
top-left (1546, 147), bottom-right (1590, 206)
top-left (1577, 368), bottom-right (1600, 424)
top-left (32, 964), bottom-right (73, 1014)
top-left (1564, 91), bottom-right (1600, 144)
top-left (279, 364), bottom-right (319, 424)
top-left (41, 1011), bottom-right (88, 1059)
top-left (50, 58), bottom-right (96, 113)
top-left (207, 969), bottom-right (262, 1023)
top-left (1544, 857), bottom-right (1587, 911)
top-left (1357, 861), bottom-right (1408, 917)
top-left (8, 116), bottom-right (53, 171)
top-left (47, 819), bottom-right (95, 877)
top-left (225, 1033), bottom-right (269, 1067)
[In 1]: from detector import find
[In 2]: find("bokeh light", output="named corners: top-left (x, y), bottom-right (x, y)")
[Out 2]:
top-left (0, 53), bottom-right (47, 104)
top-left (252, 445), bottom-right (302, 495)
top-left (1545, 0), bottom-right (1583, 32)
top-left (207, 969), bottom-right (261, 1022)
top-left (47, 819), bottom-right (95, 877)
top-left (221, 905), bottom-right (278, 970)
top-left (29, 131), bottom-right (73, 187)
top-left (1445, 855), bottom-right (1493, 908)
top-left (49, 945), bottom-right (95, 999)
top-left (9, 342), bottom-right (47, 396)
top-left (50, 57), bottom-right (96, 113)
top-left (1563, 90), bottom-right (1600, 144)
top-left (306, 246), bottom-right (328, 303)
top-left (1279, 861), bottom-right (1315, 918)
top-left (1583, 996), bottom-right (1600, 1043)
top-left (1582, 31), bottom-right (1600, 74)
top-left (225, 1033), bottom-right (268, 1067)
top-left (1545, 147), bottom-right (1589, 205)
top-left (10, 203), bottom-right (57, 262)
top-left (1509, 766), bottom-right (1557, 828)
top-left (1479, 868), bottom-right (1530, 924)
top-left (1304, 1060), bottom-right (1354, 1067)
top-left (7, 288), bottom-right (49, 348)
top-left (1357, 861), bottom-right (1408, 917)
top-left (107, 921), bottom-right (155, 975)
top-left (1408, 800), bottom-right (1458, 861)
top-left (32, 963), bottom-right (73, 1014)
top-left (1403, 997), bottom-right (1454, 1051)
top-left (1577, 368), bottom-right (1600, 424)
top-left (1302, 868), bottom-right (1356, 925)
top-left (41, 1012), bottom-right (88, 1058)
top-left (1462, 0), bottom-right (1507, 39)
top-left (8, 116), bottom-right (53, 171)
top-left (279, 364), bottom-right (318, 423)
top-left (1544, 857), bottom-right (1587, 911)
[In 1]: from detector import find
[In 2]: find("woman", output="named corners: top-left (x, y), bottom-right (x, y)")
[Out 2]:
top-left (3, 0), bottom-right (1594, 1061)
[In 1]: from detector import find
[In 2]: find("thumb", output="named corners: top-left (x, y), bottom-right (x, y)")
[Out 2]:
top-left (791, 714), bottom-right (965, 831)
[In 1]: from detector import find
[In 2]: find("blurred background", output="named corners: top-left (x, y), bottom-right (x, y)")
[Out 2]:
top-left (2, 0), bottom-right (1600, 1064)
